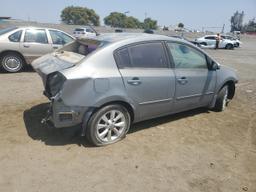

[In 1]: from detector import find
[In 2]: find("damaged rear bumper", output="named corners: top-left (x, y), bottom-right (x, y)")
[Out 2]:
top-left (43, 98), bottom-right (88, 128)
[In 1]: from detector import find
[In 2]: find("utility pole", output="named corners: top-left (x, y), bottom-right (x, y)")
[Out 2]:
top-left (221, 24), bottom-right (225, 33)
top-left (144, 12), bottom-right (147, 20)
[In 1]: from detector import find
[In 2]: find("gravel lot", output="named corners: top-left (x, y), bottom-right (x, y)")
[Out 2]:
top-left (0, 34), bottom-right (255, 192)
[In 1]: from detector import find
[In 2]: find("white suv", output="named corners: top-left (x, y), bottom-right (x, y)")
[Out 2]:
top-left (73, 27), bottom-right (97, 38)
top-left (195, 35), bottom-right (235, 49)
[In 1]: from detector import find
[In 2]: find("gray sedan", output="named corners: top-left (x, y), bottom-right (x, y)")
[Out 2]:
top-left (0, 26), bottom-right (74, 72)
top-left (32, 33), bottom-right (238, 146)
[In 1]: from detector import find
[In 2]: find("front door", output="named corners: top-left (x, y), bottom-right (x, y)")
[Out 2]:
top-left (115, 42), bottom-right (175, 120)
top-left (20, 29), bottom-right (52, 63)
top-left (166, 42), bottom-right (216, 112)
top-left (48, 29), bottom-right (75, 51)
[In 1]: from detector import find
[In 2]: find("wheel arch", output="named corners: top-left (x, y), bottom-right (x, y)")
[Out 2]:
top-left (81, 99), bottom-right (135, 136)
top-left (219, 80), bottom-right (236, 100)
top-left (100, 100), bottom-right (135, 122)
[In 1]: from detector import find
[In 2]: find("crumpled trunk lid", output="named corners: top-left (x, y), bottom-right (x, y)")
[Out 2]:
top-left (32, 51), bottom-right (85, 87)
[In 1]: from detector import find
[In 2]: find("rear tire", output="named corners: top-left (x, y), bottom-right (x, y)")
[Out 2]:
top-left (85, 104), bottom-right (131, 146)
top-left (213, 85), bottom-right (229, 112)
top-left (0, 52), bottom-right (24, 73)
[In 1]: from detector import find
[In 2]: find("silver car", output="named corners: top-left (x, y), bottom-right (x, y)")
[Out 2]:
top-left (32, 33), bottom-right (238, 146)
top-left (0, 26), bottom-right (75, 72)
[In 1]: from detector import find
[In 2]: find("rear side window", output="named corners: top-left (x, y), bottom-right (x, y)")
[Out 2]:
top-left (24, 29), bottom-right (48, 44)
top-left (116, 48), bottom-right (131, 68)
top-left (8, 30), bottom-right (22, 42)
top-left (75, 28), bottom-right (85, 32)
top-left (116, 42), bottom-right (168, 68)
top-left (205, 36), bottom-right (216, 40)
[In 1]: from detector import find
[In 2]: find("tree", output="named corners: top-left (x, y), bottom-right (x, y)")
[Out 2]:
top-left (125, 16), bottom-right (143, 28)
top-left (61, 6), bottom-right (100, 26)
top-left (104, 12), bottom-right (126, 28)
top-left (104, 12), bottom-right (157, 29)
top-left (178, 23), bottom-right (184, 28)
top-left (230, 11), bottom-right (244, 32)
top-left (143, 17), bottom-right (158, 30)
top-left (243, 18), bottom-right (256, 32)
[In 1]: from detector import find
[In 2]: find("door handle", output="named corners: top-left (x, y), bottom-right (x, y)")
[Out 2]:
top-left (127, 77), bottom-right (141, 85)
top-left (177, 77), bottom-right (188, 85)
top-left (53, 46), bottom-right (59, 49)
top-left (23, 44), bottom-right (30, 48)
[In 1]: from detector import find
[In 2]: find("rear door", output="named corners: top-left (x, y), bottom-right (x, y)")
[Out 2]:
top-left (20, 29), bottom-right (52, 63)
top-left (205, 36), bottom-right (216, 46)
top-left (115, 41), bottom-right (175, 120)
top-left (166, 42), bottom-right (216, 112)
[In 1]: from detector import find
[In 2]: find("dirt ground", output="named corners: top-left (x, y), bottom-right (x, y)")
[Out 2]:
top-left (0, 35), bottom-right (256, 192)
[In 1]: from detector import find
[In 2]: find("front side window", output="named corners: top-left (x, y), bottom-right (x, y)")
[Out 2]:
top-left (24, 29), bottom-right (48, 44)
top-left (49, 30), bottom-right (74, 45)
top-left (86, 28), bottom-right (94, 33)
top-left (8, 30), bottom-right (22, 42)
top-left (167, 42), bottom-right (207, 69)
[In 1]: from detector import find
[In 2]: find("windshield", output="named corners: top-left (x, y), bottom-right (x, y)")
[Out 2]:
top-left (0, 27), bottom-right (17, 36)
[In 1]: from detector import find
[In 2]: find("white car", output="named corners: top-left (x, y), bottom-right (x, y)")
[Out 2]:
top-left (195, 35), bottom-right (235, 49)
top-left (221, 35), bottom-right (241, 47)
top-left (0, 26), bottom-right (75, 72)
top-left (73, 27), bottom-right (97, 38)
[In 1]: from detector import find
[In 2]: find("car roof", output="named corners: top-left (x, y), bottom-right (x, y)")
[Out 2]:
top-left (79, 33), bottom-right (183, 44)
top-left (74, 27), bottom-right (91, 29)
top-left (204, 35), bottom-right (217, 37)
top-left (14, 26), bottom-right (67, 31)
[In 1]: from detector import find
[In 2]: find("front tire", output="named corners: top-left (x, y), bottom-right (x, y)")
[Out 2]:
top-left (85, 104), bottom-right (131, 146)
top-left (213, 85), bottom-right (229, 112)
top-left (225, 44), bottom-right (234, 50)
top-left (0, 53), bottom-right (24, 73)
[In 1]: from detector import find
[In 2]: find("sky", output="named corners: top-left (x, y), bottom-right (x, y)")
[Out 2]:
top-left (0, 0), bottom-right (255, 32)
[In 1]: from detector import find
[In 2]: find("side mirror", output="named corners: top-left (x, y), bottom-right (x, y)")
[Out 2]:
top-left (211, 61), bottom-right (220, 70)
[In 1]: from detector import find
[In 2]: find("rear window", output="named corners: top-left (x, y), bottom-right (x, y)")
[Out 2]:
top-left (0, 27), bottom-right (17, 36)
top-left (60, 39), bottom-right (109, 56)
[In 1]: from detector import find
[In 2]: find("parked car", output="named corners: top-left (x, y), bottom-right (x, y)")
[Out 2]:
top-left (32, 33), bottom-right (238, 146)
top-left (73, 26), bottom-right (97, 38)
top-left (221, 35), bottom-right (241, 47)
top-left (144, 29), bottom-right (154, 34)
top-left (0, 26), bottom-right (75, 72)
top-left (115, 29), bottom-right (123, 33)
top-left (195, 35), bottom-right (235, 49)
top-left (171, 35), bottom-right (201, 47)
